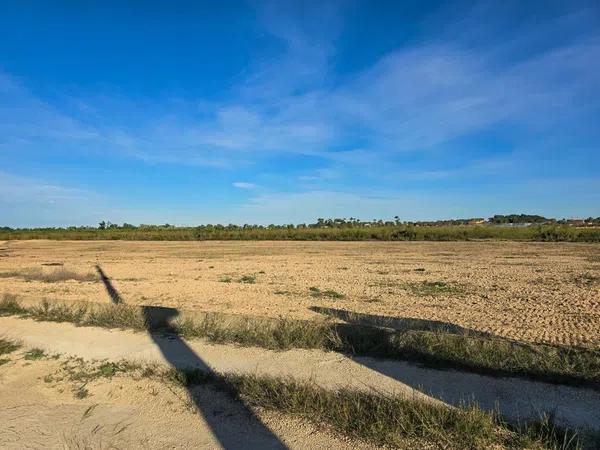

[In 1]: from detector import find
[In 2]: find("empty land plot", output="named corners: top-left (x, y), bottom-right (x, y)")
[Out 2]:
top-left (1, 240), bottom-right (599, 348)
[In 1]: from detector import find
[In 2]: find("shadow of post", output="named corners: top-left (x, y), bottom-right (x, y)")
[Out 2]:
top-left (95, 265), bottom-right (287, 449)
top-left (310, 306), bottom-right (492, 337)
top-left (95, 265), bottom-right (123, 305)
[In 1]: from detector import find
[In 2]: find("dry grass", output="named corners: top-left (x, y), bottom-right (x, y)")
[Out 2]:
top-left (40, 354), bottom-right (588, 449)
top-left (2, 296), bottom-right (599, 388)
top-left (0, 267), bottom-right (97, 283)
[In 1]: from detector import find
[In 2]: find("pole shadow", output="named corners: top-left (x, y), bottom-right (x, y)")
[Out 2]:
top-left (95, 265), bottom-right (287, 449)
top-left (309, 306), bottom-right (492, 337)
top-left (309, 306), bottom-right (600, 431)
top-left (95, 265), bottom-right (123, 304)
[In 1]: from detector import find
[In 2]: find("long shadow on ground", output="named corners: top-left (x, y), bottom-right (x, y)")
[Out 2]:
top-left (310, 306), bottom-right (492, 337)
top-left (310, 306), bottom-right (600, 432)
top-left (96, 265), bottom-right (287, 449)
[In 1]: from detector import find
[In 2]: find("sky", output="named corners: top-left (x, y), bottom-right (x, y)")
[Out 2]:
top-left (1, 0), bottom-right (599, 227)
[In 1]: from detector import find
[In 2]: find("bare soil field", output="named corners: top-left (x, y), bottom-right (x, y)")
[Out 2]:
top-left (1, 240), bottom-right (599, 348)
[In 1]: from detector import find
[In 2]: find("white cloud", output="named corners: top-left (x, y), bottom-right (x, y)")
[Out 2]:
top-left (233, 181), bottom-right (258, 189)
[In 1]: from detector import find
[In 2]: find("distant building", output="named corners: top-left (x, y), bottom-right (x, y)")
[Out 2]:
top-left (468, 219), bottom-right (486, 225)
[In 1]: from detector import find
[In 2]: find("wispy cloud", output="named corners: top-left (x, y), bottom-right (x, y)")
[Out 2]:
top-left (233, 181), bottom-right (258, 189)
top-left (2, 5), bottom-right (598, 171)
top-left (0, 2), bottom-right (598, 225)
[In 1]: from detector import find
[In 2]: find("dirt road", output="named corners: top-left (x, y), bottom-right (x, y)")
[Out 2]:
top-left (2, 316), bottom-right (599, 435)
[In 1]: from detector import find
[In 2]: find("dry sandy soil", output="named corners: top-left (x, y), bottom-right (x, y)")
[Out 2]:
top-left (0, 347), bottom-right (376, 450)
top-left (1, 240), bottom-right (599, 347)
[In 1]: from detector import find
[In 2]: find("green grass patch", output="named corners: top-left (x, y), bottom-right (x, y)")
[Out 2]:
top-left (2, 224), bottom-right (599, 242)
top-left (309, 287), bottom-right (345, 299)
top-left (239, 274), bottom-right (257, 284)
top-left (218, 276), bottom-right (232, 283)
top-left (24, 348), bottom-right (45, 360)
top-left (404, 280), bottom-right (464, 296)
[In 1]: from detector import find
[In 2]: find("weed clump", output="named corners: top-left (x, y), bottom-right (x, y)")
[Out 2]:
top-left (239, 274), bottom-right (256, 284)
top-left (0, 293), bottom-right (26, 315)
top-left (24, 348), bottom-right (45, 360)
top-left (309, 287), bottom-right (345, 299)
top-left (404, 281), bottom-right (464, 296)
top-left (0, 338), bottom-right (21, 356)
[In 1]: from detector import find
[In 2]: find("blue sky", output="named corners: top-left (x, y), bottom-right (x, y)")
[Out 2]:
top-left (1, 1), bottom-right (599, 227)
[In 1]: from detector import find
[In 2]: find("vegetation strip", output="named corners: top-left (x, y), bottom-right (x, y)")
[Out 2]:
top-left (1, 223), bottom-right (599, 242)
top-left (0, 267), bottom-right (97, 283)
top-left (2, 295), bottom-right (599, 388)
top-left (20, 350), bottom-right (588, 450)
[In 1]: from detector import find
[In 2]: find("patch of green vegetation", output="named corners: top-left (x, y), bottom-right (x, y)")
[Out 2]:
top-left (58, 358), bottom-right (142, 386)
top-left (218, 276), bottom-right (232, 283)
top-left (0, 358), bottom-right (10, 366)
top-left (239, 274), bottom-right (256, 284)
top-left (309, 287), bottom-right (345, 299)
top-left (3, 223), bottom-right (599, 242)
top-left (98, 362), bottom-right (120, 378)
top-left (24, 348), bottom-right (45, 360)
top-left (404, 280), bottom-right (464, 296)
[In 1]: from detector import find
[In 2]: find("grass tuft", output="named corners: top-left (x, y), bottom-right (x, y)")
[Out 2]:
top-left (29, 299), bottom-right (88, 323)
top-left (0, 293), bottom-right (26, 315)
top-left (0, 338), bottom-right (21, 356)
top-left (404, 280), bottom-right (464, 296)
top-left (239, 274), bottom-right (256, 284)
top-left (24, 348), bottom-right (45, 360)
top-left (176, 314), bottom-right (338, 351)
top-left (309, 287), bottom-right (345, 299)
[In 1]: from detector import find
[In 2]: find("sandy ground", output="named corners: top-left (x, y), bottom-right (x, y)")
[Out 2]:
top-left (0, 342), bottom-right (378, 449)
top-left (1, 240), bottom-right (599, 347)
top-left (3, 316), bottom-right (600, 433)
